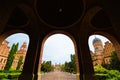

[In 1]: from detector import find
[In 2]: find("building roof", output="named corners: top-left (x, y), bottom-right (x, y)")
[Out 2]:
top-left (92, 37), bottom-right (102, 44)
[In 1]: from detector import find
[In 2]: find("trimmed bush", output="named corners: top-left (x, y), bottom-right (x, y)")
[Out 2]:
top-left (0, 73), bottom-right (8, 79)
top-left (96, 73), bottom-right (108, 80)
top-left (0, 73), bottom-right (6, 79)
top-left (8, 73), bottom-right (20, 79)
top-left (94, 65), bottom-right (120, 80)
top-left (0, 71), bottom-right (21, 79)
top-left (7, 70), bottom-right (21, 73)
top-left (0, 70), bottom-right (4, 73)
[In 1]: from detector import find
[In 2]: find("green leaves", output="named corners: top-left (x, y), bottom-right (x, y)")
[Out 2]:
top-left (4, 43), bottom-right (19, 72)
top-left (41, 61), bottom-right (53, 72)
top-left (95, 65), bottom-right (120, 80)
top-left (109, 51), bottom-right (120, 71)
top-left (64, 54), bottom-right (77, 73)
top-left (16, 56), bottom-right (23, 70)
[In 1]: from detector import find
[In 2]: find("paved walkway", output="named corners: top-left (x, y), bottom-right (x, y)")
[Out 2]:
top-left (41, 71), bottom-right (76, 80)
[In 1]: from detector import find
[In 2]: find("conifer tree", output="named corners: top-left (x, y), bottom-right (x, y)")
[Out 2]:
top-left (4, 43), bottom-right (19, 72)
top-left (16, 56), bottom-right (23, 70)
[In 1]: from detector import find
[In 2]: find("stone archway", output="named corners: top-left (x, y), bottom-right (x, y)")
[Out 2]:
top-left (38, 31), bottom-right (80, 80)
top-left (0, 31), bottom-right (30, 79)
top-left (92, 32), bottom-right (120, 60)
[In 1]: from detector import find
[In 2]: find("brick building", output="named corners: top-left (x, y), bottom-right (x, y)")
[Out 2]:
top-left (54, 63), bottom-right (61, 71)
top-left (0, 40), bottom-right (27, 70)
top-left (91, 37), bottom-right (115, 66)
top-left (0, 40), bottom-right (10, 69)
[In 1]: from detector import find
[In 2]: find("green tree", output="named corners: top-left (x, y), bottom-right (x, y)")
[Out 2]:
top-left (41, 61), bottom-right (53, 72)
top-left (64, 61), bottom-right (71, 72)
top-left (4, 43), bottom-right (19, 72)
top-left (64, 54), bottom-right (77, 73)
top-left (60, 64), bottom-right (65, 71)
top-left (94, 65), bottom-right (120, 80)
top-left (109, 51), bottom-right (120, 71)
top-left (16, 56), bottom-right (23, 70)
top-left (71, 54), bottom-right (77, 73)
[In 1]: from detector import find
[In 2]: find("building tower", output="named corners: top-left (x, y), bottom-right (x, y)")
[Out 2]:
top-left (92, 37), bottom-right (104, 65)
top-left (16, 42), bottom-right (27, 60)
top-left (93, 37), bottom-right (104, 55)
top-left (12, 42), bottom-right (27, 69)
top-left (103, 41), bottom-right (115, 64)
top-left (0, 40), bottom-right (10, 70)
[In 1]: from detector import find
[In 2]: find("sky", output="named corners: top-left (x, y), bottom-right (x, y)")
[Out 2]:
top-left (5, 33), bottom-right (110, 64)
top-left (42, 34), bottom-right (75, 64)
top-left (6, 33), bottom-right (29, 50)
top-left (88, 35), bottom-right (110, 52)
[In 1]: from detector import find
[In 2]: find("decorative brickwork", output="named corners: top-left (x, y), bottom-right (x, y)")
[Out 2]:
top-left (0, 40), bottom-right (27, 70)
top-left (91, 37), bottom-right (115, 66)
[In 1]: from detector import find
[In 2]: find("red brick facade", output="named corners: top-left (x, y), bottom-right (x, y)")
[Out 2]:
top-left (91, 38), bottom-right (115, 66)
top-left (0, 40), bottom-right (27, 70)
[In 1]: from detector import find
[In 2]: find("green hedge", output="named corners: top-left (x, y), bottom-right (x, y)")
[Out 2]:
top-left (94, 65), bottom-right (120, 80)
top-left (0, 72), bottom-right (21, 79)
top-left (8, 73), bottom-right (20, 79)
top-left (0, 73), bottom-right (6, 79)
top-left (96, 73), bottom-right (108, 80)
top-left (0, 70), bottom-right (4, 73)
top-left (0, 73), bottom-right (9, 79)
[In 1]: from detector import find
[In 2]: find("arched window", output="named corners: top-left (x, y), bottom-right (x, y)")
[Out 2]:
top-left (88, 34), bottom-right (120, 80)
top-left (0, 33), bottom-right (29, 79)
top-left (40, 33), bottom-right (79, 80)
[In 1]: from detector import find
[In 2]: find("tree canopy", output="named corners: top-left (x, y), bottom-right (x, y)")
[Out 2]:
top-left (4, 43), bottom-right (19, 72)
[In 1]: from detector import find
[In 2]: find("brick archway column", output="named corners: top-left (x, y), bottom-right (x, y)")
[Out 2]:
top-left (79, 36), bottom-right (97, 80)
top-left (18, 31), bottom-right (39, 80)
top-left (73, 37), bottom-right (83, 80)
top-left (78, 25), bottom-right (98, 80)
top-left (33, 34), bottom-right (44, 80)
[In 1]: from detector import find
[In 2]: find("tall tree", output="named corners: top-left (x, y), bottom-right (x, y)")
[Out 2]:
top-left (64, 54), bottom-right (77, 73)
top-left (64, 61), bottom-right (71, 72)
top-left (71, 54), bottom-right (76, 73)
top-left (109, 51), bottom-right (120, 71)
top-left (16, 56), bottom-right (23, 70)
top-left (41, 61), bottom-right (53, 72)
top-left (4, 43), bottom-right (19, 72)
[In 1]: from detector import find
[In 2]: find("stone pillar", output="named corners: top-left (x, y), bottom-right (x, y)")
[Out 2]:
top-left (76, 50), bottom-right (80, 80)
top-left (33, 36), bottom-right (43, 80)
top-left (76, 73), bottom-right (80, 80)
top-left (18, 33), bottom-right (39, 80)
top-left (78, 35), bottom-right (98, 80)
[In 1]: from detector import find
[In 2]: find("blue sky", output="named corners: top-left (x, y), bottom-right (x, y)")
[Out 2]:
top-left (5, 33), bottom-right (110, 64)
top-left (88, 35), bottom-right (110, 52)
top-left (6, 33), bottom-right (29, 50)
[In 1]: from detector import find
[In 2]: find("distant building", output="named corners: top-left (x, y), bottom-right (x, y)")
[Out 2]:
top-left (0, 40), bottom-right (27, 70)
top-left (12, 42), bottom-right (27, 69)
top-left (0, 40), bottom-right (10, 70)
top-left (92, 37), bottom-right (104, 65)
top-left (91, 37), bottom-right (115, 66)
top-left (54, 63), bottom-right (61, 71)
top-left (103, 41), bottom-right (115, 64)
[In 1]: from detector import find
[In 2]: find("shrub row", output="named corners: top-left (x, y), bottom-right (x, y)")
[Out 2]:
top-left (96, 73), bottom-right (108, 80)
top-left (0, 70), bottom-right (21, 73)
top-left (0, 73), bottom-right (21, 79)
top-left (94, 65), bottom-right (120, 80)
top-left (8, 73), bottom-right (20, 79)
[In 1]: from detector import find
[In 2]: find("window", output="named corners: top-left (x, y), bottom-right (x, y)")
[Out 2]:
top-left (0, 58), bottom-right (3, 63)
top-left (3, 59), bottom-right (6, 63)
